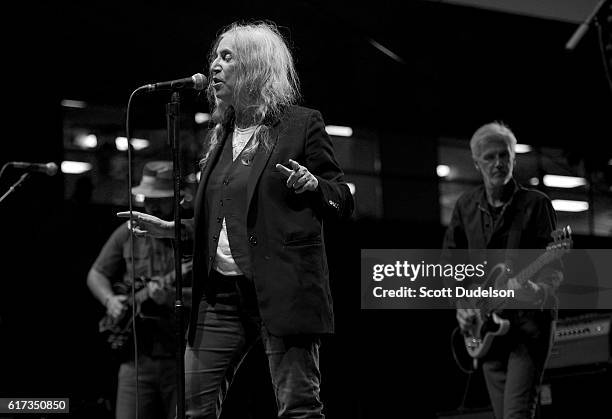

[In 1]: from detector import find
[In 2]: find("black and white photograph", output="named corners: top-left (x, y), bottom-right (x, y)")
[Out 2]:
top-left (1, 1), bottom-right (612, 418)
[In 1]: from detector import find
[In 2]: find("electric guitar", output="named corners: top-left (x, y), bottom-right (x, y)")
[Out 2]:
top-left (453, 226), bottom-right (572, 371)
top-left (98, 275), bottom-right (170, 352)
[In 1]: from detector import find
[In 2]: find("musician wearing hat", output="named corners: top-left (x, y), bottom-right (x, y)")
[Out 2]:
top-left (87, 160), bottom-right (192, 419)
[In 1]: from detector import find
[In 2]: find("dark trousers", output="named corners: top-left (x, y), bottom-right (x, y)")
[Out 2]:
top-left (482, 313), bottom-right (554, 419)
top-left (116, 356), bottom-right (177, 419)
top-left (184, 272), bottom-right (324, 419)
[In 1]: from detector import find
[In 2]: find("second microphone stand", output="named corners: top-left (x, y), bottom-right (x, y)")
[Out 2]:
top-left (0, 173), bottom-right (31, 204)
top-left (166, 91), bottom-right (186, 419)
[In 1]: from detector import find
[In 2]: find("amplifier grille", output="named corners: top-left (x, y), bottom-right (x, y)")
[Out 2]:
top-left (547, 313), bottom-right (612, 370)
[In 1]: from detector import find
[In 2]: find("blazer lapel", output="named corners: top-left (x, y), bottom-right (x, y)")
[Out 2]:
top-left (246, 123), bottom-right (280, 211)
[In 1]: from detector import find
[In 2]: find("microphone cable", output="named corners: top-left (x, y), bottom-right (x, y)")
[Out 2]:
top-left (450, 326), bottom-right (476, 375)
top-left (125, 85), bottom-right (148, 419)
top-left (0, 162), bottom-right (10, 180)
top-left (122, 74), bottom-right (204, 418)
top-left (450, 326), bottom-right (475, 412)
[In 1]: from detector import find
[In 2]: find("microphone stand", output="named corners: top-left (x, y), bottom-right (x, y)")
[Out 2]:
top-left (565, 0), bottom-right (608, 50)
top-left (0, 173), bottom-right (30, 204)
top-left (166, 91), bottom-right (186, 419)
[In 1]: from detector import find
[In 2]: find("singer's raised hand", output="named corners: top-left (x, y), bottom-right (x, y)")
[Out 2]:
top-left (117, 211), bottom-right (174, 238)
top-left (275, 159), bottom-right (319, 194)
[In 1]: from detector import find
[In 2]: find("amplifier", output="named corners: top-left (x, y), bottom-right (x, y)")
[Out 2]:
top-left (546, 313), bottom-right (612, 370)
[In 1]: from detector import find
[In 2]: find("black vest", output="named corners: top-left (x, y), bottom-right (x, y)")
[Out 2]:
top-left (204, 133), bottom-right (254, 277)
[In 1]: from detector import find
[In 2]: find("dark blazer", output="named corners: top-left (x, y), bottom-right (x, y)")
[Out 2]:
top-left (185, 106), bottom-right (354, 343)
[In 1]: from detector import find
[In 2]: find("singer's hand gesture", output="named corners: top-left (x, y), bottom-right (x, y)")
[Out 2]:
top-left (117, 211), bottom-right (174, 238)
top-left (276, 159), bottom-right (319, 194)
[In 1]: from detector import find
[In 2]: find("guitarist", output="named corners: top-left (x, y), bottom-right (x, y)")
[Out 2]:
top-left (87, 161), bottom-right (192, 419)
top-left (442, 122), bottom-right (562, 419)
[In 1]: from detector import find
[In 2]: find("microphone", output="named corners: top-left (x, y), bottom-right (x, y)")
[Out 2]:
top-left (141, 73), bottom-right (207, 92)
top-left (565, 0), bottom-right (608, 50)
top-left (9, 162), bottom-right (58, 176)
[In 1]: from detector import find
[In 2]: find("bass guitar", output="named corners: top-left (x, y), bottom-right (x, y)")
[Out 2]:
top-left (453, 225), bottom-right (572, 371)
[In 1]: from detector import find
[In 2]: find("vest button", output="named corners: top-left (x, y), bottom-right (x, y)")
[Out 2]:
top-left (213, 235), bottom-right (218, 241)
top-left (248, 235), bottom-right (258, 246)
top-left (223, 179), bottom-right (229, 185)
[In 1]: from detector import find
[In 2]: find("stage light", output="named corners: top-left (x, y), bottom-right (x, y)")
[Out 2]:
top-left (115, 137), bottom-right (150, 151)
top-left (552, 199), bottom-right (589, 212)
top-left (436, 165), bottom-right (450, 178)
top-left (515, 144), bottom-right (532, 153)
top-left (61, 161), bottom-right (92, 174)
top-left (195, 113), bottom-right (211, 124)
top-left (61, 99), bottom-right (87, 108)
top-left (325, 125), bottom-right (353, 137)
top-left (543, 175), bottom-right (587, 188)
top-left (74, 133), bottom-right (98, 149)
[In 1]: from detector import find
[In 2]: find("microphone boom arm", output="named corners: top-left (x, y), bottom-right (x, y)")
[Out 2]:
top-left (0, 173), bottom-right (31, 204)
top-left (566, 0), bottom-right (609, 50)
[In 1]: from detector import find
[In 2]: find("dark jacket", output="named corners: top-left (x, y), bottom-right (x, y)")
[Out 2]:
top-left (442, 179), bottom-right (562, 336)
top-left (443, 179), bottom-right (558, 251)
top-left (184, 106), bottom-right (354, 343)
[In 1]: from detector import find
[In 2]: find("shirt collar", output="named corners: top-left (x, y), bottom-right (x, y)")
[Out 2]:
top-left (478, 178), bottom-right (520, 213)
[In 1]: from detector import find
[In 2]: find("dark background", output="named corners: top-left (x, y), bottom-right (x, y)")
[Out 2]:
top-left (1, 1), bottom-right (612, 418)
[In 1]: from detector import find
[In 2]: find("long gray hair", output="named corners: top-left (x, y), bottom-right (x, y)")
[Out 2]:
top-left (199, 21), bottom-right (301, 167)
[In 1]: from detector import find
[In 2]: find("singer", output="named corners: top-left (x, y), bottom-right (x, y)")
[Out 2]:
top-left (120, 21), bottom-right (353, 418)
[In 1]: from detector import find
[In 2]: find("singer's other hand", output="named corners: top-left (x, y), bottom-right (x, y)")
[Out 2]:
top-left (117, 211), bottom-right (174, 238)
top-left (276, 159), bottom-right (318, 194)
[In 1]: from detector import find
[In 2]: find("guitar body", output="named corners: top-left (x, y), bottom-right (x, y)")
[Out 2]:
top-left (451, 225), bottom-right (572, 371)
top-left (98, 310), bottom-right (134, 351)
top-left (463, 312), bottom-right (511, 368)
top-left (98, 279), bottom-right (148, 353)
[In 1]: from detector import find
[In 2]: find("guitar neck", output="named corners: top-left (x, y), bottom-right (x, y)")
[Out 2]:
top-left (130, 287), bottom-right (149, 306)
top-left (514, 251), bottom-right (556, 286)
top-left (486, 250), bottom-right (559, 313)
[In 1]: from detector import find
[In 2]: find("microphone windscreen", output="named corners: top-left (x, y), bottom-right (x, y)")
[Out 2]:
top-left (192, 73), bottom-right (207, 91)
top-left (45, 162), bottom-right (59, 176)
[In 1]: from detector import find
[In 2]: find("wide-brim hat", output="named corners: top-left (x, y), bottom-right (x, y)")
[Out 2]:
top-left (131, 161), bottom-right (175, 198)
